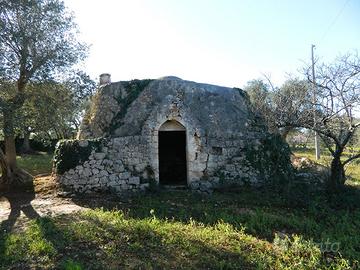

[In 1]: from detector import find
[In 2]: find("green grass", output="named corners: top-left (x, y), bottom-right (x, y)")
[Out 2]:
top-left (1, 190), bottom-right (359, 269)
top-left (292, 147), bottom-right (360, 183)
top-left (16, 152), bottom-right (53, 176)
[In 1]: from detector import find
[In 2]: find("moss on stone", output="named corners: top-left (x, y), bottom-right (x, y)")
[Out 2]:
top-left (53, 138), bottom-right (104, 175)
top-left (243, 134), bottom-right (294, 185)
top-left (108, 79), bottom-right (153, 134)
top-left (233, 87), bottom-right (248, 99)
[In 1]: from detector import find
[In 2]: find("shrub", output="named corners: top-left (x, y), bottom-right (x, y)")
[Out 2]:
top-left (53, 138), bottom-right (104, 175)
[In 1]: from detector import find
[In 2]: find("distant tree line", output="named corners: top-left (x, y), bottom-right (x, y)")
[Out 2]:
top-left (0, 73), bottom-right (95, 151)
top-left (0, 138), bottom-right (58, 153)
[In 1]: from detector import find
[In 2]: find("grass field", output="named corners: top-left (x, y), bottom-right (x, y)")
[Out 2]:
top-left (1, 189), bottom-right (359, 269)
top-left (292, 148), bottom-right (360, 183)
top-left (16, 152), bottom-right (53, 176)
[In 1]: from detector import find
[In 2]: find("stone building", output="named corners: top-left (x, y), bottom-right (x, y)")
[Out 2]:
top-left (53, 76), bottom-right (292, 194)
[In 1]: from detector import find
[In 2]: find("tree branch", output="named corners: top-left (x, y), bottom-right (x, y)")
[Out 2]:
top-left (343, 153), bottom-right (360, 166)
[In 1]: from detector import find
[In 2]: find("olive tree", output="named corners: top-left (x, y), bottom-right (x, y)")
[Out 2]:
top-left (245, 53), bottom-right (360, 191)
top-left (19, 71), bottom-right (95, 149)
top-left (244, 78), bottom-right (312, 140)
top-left (0, 0), bottom-right (87, 184)
top-left (302, 53), bottom-right (360, 190)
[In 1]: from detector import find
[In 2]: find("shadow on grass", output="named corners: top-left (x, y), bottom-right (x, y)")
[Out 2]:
top-left (0, 185), bottom-right (40, 232)
top-left (0, 216), bottom-right (72, 269)
top-left (0, 204), bottom-right (262, 269)
top-left (70, 185), bottom-right (360, 263)
top-left (70, 185), bottom-right (360, 225)
top-left (0, 184), bottom-right (39, 268)
top-left (1, 184), bottom-right (359, 268)
top-left (0, 185), bottom-right (67, 269)
top-left (60, 212), bottom-right (260, 269)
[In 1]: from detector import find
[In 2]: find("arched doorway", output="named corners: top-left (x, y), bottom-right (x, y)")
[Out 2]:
top-left (158, 120), bottom-right (187, 185)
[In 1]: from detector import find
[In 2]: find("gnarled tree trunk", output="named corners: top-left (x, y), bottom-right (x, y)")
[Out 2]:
top-left (2, 110), bottom-right (33, 186)
top-left (0, 148), bottom-right (10, 187)
top-left (21, 129), bottom-right (32, 153)
top-left (3, 110), bottom-right (17, 179)
top-left (328, 151), bottom-right (346, 192)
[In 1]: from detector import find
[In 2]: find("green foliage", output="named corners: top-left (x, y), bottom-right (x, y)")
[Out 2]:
top-left (61, 259), bottom-right (83, 270)
top-left (0, 0), bottom-right (88, 81)
top-left (53, 138), bottom-right (104, 175)
top-left (0, 0), bottom-right (89, 178)
top-left (141, 165), bottom-right (159, 191)
top-left (22, 83), bottom-right (74, 135)
top-left (65, 71), bottom-right (96, 102)
top-left (108, 79), bottom-right (153, 134)
top-left (0, 76), bottom-right (95, 142)
top-left (244, 134), bottom-right (294, 186)
top-left (243, 80), bottom-right (271, 108)
top-left (244, 78), bottom-right (312, 135)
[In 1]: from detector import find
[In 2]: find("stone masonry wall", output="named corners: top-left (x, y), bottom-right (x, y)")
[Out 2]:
top-left (57, 136), bottom-right (152, 193)
top-left (56, 131), bottom-right (287, 195)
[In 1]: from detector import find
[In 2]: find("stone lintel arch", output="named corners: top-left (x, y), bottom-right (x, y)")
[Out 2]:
top-left (159, 120), bottom-right (186, 131)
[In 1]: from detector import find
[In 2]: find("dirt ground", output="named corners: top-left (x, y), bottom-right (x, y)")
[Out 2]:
top-left (0, 176), bottom-right (87, 231)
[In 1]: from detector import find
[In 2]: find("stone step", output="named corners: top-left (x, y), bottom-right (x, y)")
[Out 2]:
top-left (160, 185), bottom-right (188, 190)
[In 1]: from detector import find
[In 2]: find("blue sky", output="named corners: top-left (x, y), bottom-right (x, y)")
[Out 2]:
top-left (65, 0), bottom-right (360, 88)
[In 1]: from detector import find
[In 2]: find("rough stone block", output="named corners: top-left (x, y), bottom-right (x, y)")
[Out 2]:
top-left (96, 165), bottom-right (104, 170)
top-left (109, 174), bottom-right (118, 182)
top-left (140, 183), bottom-right (150, 190)
top-left (189, 181), bottom-right (199, 189)
top-left (199, 181), bottom-right (212, 191)
top-left (102, 159), bottom-right (113, 166)
top-left (93, 177), bottom-right (99, 183)
top-left (100, 176), bottom-right (108, 184)
top-left (113, 164), bottom-right (124, 173)
top-left (113, 159), bottom-right (123, 165)
top-left (83, 168), bottom-right (92, 177)
top-left (96, 160), bottom-right (102, 166)
top-left (225, 164), bottom-right (235, 172)
top-left (118, 179), bottom-right (126, 185)
top-left (94, 152), bottom-right (106, 160)
top-left (89, 160), bottom-right (97, 165)
top-left (129, 176), bottom-right (140, 185)
top-left (100, 170), bottom-right (109, 177)
top-left (120, 172), bottom-right (130, 179)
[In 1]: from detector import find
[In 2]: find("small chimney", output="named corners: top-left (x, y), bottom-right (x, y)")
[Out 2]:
top-left (99, 73), bottom-right (111, 85)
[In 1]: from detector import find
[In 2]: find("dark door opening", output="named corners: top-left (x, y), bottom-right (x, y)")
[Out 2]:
top-left (159, 131), bottom-right (187, 185)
